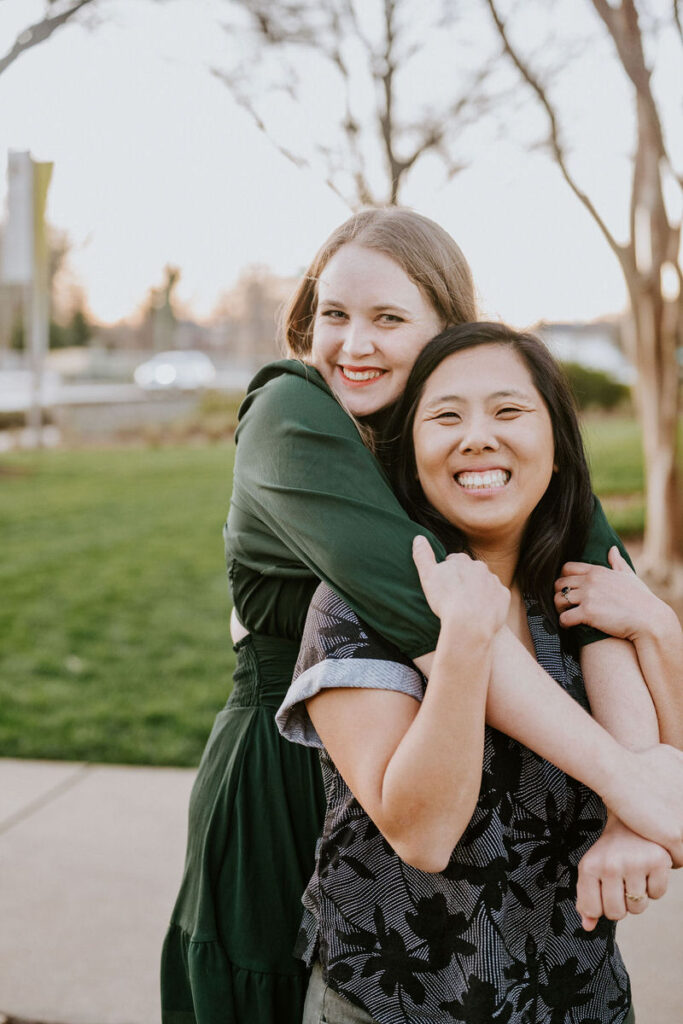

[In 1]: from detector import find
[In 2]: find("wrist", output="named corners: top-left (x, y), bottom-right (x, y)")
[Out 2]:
top-left (633, 602), bottom-right (680, 645)
top-left (438, 612), bottom-right (499, 644)
top-left (588, 735), bottom-right (635, 806)
top-left (602, 810), bottom-right (629, 835)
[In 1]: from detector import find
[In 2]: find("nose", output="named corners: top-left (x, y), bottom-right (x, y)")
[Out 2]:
top-left (340, 322), bottom-right (376, 358)
top-left (457, 416), bottom-right (499, 454)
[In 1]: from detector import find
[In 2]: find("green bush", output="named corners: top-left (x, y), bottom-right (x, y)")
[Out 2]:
top-left (11, 306), bottom-right (92, 350)
top-left (561, 362), bottom-right (630, 410)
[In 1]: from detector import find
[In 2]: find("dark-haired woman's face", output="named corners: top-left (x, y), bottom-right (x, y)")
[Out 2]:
top-left (412, 345), bottom-right (555, 552)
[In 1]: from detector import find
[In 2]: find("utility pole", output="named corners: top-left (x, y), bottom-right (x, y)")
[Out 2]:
top-left (2, 151), bottom-right (53, 446)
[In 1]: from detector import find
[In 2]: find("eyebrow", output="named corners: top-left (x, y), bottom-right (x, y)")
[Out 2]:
top-left (318, 298), bottom-right (412, 315)
top-left (424, 388), bottom-right (533, 408)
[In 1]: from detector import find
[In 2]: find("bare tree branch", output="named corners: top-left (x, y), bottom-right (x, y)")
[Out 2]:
top-left (219, 0), bottom-right (488, 207)
top-left (675, 0), bottom-right (683, 45)
top-left (0, 0), bottom-right (95, 77)
top-left (484, 0), bottom-right (626, 262)
top-left (210, 68), bottom-right (306, 167)
top-left (591, 1), bottom-right (664, 153)
top-left (210, 65), bottom-right (354, 208)
top-left (340, 0), bottom-right (374, 56)
top-left (591, 0), bottom-right (683, 191)
top-left (325, 2), bottom-right (377, 204)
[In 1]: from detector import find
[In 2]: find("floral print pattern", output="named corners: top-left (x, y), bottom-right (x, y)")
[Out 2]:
top-left (279, 586), bottom-right (631, 1024)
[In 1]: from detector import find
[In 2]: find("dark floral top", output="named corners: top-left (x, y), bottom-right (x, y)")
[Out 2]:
top-left (276, 584), bottom-right (631, 1024)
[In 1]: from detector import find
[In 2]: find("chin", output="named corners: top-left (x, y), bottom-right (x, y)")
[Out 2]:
top-left (346, 394), bottom-right (390, 417)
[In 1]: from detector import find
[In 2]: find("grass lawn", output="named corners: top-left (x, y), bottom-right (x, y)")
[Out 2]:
top-left (583, 416), bottom-right (682, 537)
top-left (1, 444), bottom-right (235, 766)
top-left (0, 415), bottom-right (677, 766)
top-left (582, 415), bottom-right (646, 538)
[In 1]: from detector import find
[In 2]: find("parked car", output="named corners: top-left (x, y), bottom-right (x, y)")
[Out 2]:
top-left (133, 351), bottom-right (216, 391)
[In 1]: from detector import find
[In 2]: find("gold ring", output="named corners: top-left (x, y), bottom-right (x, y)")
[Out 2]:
top-left (624, 891), bottom-right (646, 903)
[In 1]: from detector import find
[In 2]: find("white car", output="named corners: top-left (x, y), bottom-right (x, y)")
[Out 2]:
top-left (134, 351), bottom-right (216, 391)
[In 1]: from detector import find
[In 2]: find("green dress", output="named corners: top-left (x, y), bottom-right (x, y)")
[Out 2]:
top-left (160, 360), bottom-right (626, 1024)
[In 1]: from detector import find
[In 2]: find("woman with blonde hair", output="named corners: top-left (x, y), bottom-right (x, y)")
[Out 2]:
top-left (161, 209), bottom-right (683, 1024)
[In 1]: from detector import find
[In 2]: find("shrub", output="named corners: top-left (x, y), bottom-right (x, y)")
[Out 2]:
top-left (561, 362), bottom-right (630, 410)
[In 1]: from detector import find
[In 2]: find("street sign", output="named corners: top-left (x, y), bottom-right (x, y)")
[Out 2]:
top-left (2, 150), bottom-right (34, 284)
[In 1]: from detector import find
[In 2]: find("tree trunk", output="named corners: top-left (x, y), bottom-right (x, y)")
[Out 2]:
top-left (625, 279), bottom-right (680, 583)
top-left (638, 361), bottom-right (678, 581)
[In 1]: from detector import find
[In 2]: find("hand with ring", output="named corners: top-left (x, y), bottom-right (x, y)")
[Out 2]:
top-left (554, 546), bottom-right (674, 642)
top-left (575, 812), bottom-right (672, 930)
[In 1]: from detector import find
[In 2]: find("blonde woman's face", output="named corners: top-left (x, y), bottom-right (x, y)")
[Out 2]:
top-left (310, 244), bottom-right (443, 417)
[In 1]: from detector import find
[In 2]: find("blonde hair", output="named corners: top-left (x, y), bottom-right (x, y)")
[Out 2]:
top-left (281, 208), bottom-right (477, 356)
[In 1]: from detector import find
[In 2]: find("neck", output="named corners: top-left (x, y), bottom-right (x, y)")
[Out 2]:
top-left (470, 533), bottom-right (522, 588)
top-left (359, 402), bottom-right (399, 436)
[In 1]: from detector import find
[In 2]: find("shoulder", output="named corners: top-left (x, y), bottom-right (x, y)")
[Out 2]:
top-left (239, 359), bottom-right (335, 418)
top-left (277, 583), bottom-right (424, 748)
top-left (297, 583), bottom-right (417, 678)
top-left (236, 364), bottom-right (378, 488)
top-left (235, 359), bottom-right (361, 449)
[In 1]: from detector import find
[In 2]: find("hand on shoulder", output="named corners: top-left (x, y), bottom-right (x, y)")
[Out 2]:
top-left (554, 546), bottom-right (679, 642)
top-left (412, 536), bottom-right (510, 638)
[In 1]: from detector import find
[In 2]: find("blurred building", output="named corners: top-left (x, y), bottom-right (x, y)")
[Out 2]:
top-left (209, 266), bottom-right (298, 371)
top-left (536, 319), bottom-right (634, 384)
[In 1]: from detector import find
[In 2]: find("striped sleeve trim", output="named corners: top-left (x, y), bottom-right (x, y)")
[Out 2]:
top-left (276, 657), bottom-right (424, 748)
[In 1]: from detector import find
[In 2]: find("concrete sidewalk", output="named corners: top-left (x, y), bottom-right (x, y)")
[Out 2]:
top-left (0, 759), bottom-right (194, 1024)
top-left (0, 758), bottom-right (680, 1024)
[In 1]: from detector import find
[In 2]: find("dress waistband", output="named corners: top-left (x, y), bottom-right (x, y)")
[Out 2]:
top-left (227, 633), bottom-right (301, 710)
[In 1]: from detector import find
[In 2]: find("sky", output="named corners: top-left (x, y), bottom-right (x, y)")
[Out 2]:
top-left (0, 0), bottom-right (680, 329)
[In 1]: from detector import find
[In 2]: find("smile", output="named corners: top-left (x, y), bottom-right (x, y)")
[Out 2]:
top-left (455, 470), bottom-right (511, 491)
top-left (339, 366), bottom-right (387, 384)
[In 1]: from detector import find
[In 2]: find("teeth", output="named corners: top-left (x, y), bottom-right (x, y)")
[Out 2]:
top-left (456, 470), bottom-right (510, 490)
top-left (342, 368), bottom-right (383, 381)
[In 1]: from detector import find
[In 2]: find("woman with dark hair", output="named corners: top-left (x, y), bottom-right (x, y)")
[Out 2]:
top-left (277, 323), bottom-right (678, 1024)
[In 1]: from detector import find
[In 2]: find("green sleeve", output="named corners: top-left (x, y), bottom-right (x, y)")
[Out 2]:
top-left (232, 369), bottom-right (444, 659)
top-left (574, 495), bottom-right (634, 647)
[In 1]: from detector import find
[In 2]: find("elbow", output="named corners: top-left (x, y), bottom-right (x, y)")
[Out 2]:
top-left (395, 844), bottom-right (453, 874)
top-left (375, 767), bottom-right (483, 873)
top-left (385, 804), bottom-right (477, 874)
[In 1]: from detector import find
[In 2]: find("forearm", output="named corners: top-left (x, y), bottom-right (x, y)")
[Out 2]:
top-left (382, 620), bottom-right (491, 872)
top-left (485, 629), bottom-right (683, 861)
top-left (580, 637), bottom-right (659, 753)
top-left (484, 626), bottom-right (630, 800)
top-left (575, 643), bottom-right (673, 925)
top-left (632, 606), bottom-right (683, 748)
top-left (235, 369), bottom-right (444, 658)
top-left (554, 551), bottom-right (683, 746)
top-left (418, 627), bottom-right (655, 801)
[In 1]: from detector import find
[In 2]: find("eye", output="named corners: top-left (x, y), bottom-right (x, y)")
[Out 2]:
top-left (434, 411), bottom-right (460, 421)
top-left (377, 313), bottom-right (404, 324)
top-left (320, 309), bottom-right (347, 320)
top-left (496, 406), bottom-right (523, 417)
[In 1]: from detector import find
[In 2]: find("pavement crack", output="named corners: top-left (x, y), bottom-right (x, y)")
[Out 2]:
top-left (0, 764), bottom-right (94, 836)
